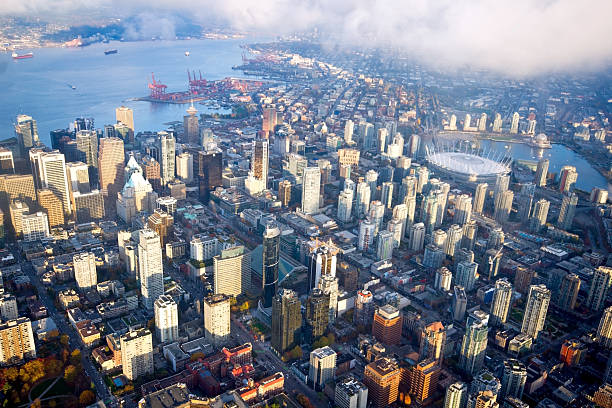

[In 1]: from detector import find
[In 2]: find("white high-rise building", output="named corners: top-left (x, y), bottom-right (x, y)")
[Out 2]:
top-left (445, 224), bottom-right (464, 257)
top-left (204, 294), bottom-right (231, 346)
top-left (586, 267), bottom-right (612, 312)
top-left (557, 193), bottom-right (578, 230)
top-left (490, 279), bottom-right (513, 327)
top-left (529, 199), bottom-right (550, 233)
top-left (410, 222), bottom-right (425, 251)
top-left (521, 284), bottom-right (551, 340)
top-left (444, 382), bottom-right (468, 408)
top-left (66, 161), bottom-right (91, 194)
top-left (154, 295), bottom-right (178, 343)
top-left (358, 218), bottom-right (376, 252)
top-left (387, 218), bottom-right (403, 248)
top-left (301, 167), bottom-right (321, 214)
top-left (380, 182), bottom-right (393, 209)
top-left (492, 113), bottom-right (502, 133)
top-left (456, 261), bottom-right (478, 292)
top-left (21, 212), bottom-right (49, 242)
top-left (416, 166), bottom-right (429, 193)
top-left (464, 114), bottom-right (472, 131)
top-left (213, 246), bottom-right (251, 297)
top-left (29, 150), bottom-right (71, 214)
top-left (527, 119), bottom-right (536, 135)
top-left (175, 152), bottom-right (193, 183)
top-left (510, 112), bottom-right (520, 134)
top-left (473, 183), bottom-right (488, 214)
top-left (448, 114), bottom-right (457, 131)
top-left (432, 229), bottom-right (447, 249)
top-left (337, 189), bottom-right (354, 223)
top-left (500, 359), bottom-right (527, 400)
top-left (73, 252), bottom-right (97, 292)
top-left (369, 200), bottom-right (385, 235)
top-left (120, 329), bottom-right (153, 380)
top-left (365, 169), bottom-right (379, 199)
top-left (597, 306), bottom-right (612, 348)
top-left (392, 204), bottom-right (408, 238)
top-left (158, 131), bottom-right (175, 185)
top-left (355, 181), bottom-right (371, 218)
top-left (335, 376), bottom-right (368, 408)
top-left (459, 320), bottom-right (488, 375)
top-left (435, 267), bottom-right (452, 292)
top-left (454, 194), bottom-right (472, 225)
top-left (309, 346), bottom-right (336, 390)
top-left (493, 190), bottom-right (513, 224)
top-left (344, 119), bottom-right (354, 144)
top-left (376, 230), bottom-right (394, 261)
top-left (478, 113), bottom-right (487, 132)
top-left (190, 236), bottom-right (218, 261)
top-left (138, 229), bottom-right (164, 310)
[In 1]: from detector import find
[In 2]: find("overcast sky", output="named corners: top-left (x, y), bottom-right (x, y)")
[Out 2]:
top-left (2, 0), bottom-right (612, 77)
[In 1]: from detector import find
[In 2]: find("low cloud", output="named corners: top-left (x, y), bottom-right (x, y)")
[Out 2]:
top-left (2, 0), bottom-right (611, 76)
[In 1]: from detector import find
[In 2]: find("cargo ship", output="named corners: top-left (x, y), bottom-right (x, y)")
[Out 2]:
top-left (12, 52), bottom-right (33, 59)
top-left (104, 49), bottom-right (118, 55)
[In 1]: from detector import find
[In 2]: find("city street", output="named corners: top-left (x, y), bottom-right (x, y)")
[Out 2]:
top-left (18, 254), bottom-right (116, 406)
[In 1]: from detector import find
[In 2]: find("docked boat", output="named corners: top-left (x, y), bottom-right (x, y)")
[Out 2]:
top-left (12, 52), bottom-right (33, 59)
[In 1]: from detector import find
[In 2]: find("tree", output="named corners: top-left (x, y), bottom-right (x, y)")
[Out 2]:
top-left (79, 390), bottom-right (96, 406)
top-left (64, 365), bottom-right (78, 385)
top-left (70, 349), bottom-right (82, 366)
top-left (190, 352), bottom-right (205, 362)
top-left (45, 358), bottom-right (63, 377)
top-left (60, 335), bottom-right (70, 347)
top-left (289, 346), bottom-right (302, 360)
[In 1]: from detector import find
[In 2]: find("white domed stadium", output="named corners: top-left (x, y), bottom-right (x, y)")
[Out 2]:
top-left (425, 145), bottom-right (511, 183)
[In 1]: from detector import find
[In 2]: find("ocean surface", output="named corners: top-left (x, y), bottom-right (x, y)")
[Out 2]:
top-left (0, 38), bottom-right (249, 145)
top-left (479, 139), bottom-right (610, 192)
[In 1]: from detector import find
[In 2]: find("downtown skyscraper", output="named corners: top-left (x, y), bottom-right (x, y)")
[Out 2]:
top-left (138, 229), bottom-right (164, 310)
top-left (262, 224), bottom-right (280, 308)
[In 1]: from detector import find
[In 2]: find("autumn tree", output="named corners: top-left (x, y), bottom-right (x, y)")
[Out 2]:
top-left (60, 335), bottom-right (70, 346)
top-left (70, 349), bottom-right (82, 366)
top-left (64, 365), bottom-right (78, 385)
top-left (79, 390), bottom-right (96, 406)
top-left (190, 352), bottom-right (205, 362)
top-left (289, 345), bottom-right (303, 360)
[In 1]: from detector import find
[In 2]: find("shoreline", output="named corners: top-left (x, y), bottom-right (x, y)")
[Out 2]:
top-left (0, 35), bottom-right (248, 52)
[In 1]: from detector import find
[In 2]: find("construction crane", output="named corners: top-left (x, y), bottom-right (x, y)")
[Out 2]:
top-left (148, 73), bottom-right (167, 99)
top-left (187, 70), bottom-right (207, 95)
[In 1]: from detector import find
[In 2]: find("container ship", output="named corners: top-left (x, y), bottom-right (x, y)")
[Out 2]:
top-left (12, 52), bottom-right (33, 59)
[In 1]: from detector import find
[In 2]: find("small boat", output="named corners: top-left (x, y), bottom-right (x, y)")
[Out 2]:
top-left (104, 49), bottom-right (118, 55)
top-left (185, 51), bottom-right (190, 56)
top-left (68, 84), bottom-right (76, 90)
top-left (12, 52), bottom-right (33, 59)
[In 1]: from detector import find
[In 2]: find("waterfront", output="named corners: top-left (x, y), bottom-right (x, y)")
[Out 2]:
top-left (479, 139), bottom-right (610, 192)
top-left (0, 38), bottom-right (250, 146)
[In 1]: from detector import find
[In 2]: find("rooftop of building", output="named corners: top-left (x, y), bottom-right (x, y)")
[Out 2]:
top-left (311, 346), bottom-right (336, 359)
